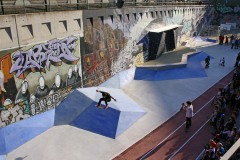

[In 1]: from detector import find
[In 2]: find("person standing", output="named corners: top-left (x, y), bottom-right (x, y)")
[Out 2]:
top-left (225, 36), bottom-right (229, 45)
top-left (230, 34), bottom-right (234, 44)
top-left (235, 38), bottom-right (239, 49)
top-left (181, 101), bottom-right (194, 129)
top-left (231, 38), bottom-right (235, 49)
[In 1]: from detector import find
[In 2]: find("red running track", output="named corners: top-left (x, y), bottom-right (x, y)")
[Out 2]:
top-left (114, 71), bottom-right (234, 160)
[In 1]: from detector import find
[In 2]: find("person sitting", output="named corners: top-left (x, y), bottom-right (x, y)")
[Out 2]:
top-left (96, 90), bottom-right (117, 109)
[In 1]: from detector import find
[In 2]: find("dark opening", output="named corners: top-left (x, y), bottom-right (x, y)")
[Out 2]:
top-left (165, 29), bottom-right (175, 51)
top-left (147, 32), bottom-right (163, 60)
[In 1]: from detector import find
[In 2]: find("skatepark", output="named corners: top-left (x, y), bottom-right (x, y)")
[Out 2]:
top-left (1, 1), bottom-right (240, 160)
top-left (1, 37), bottom-right (239, 160)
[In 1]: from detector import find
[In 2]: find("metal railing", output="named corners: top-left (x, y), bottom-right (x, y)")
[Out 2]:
top-left (0, 0), bottom-right (211, 15)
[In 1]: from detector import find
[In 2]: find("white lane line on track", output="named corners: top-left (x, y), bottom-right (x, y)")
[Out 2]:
top-left (168, 119), bottom-right (210, 160)
top-left (139, 96), bottom-right (215, 160)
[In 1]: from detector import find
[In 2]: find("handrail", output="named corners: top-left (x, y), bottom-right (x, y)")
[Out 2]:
top-left (221, 138), bottom-right (240, 160)
top-left (0, 0), bottom-right (212, 15)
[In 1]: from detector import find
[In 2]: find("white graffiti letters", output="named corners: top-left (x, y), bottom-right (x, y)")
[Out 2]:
top-left (10, 36), bottom-right (79, 77)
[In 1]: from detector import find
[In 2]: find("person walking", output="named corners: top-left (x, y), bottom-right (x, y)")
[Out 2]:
top-left (181, 101), bottom-right (194, 129)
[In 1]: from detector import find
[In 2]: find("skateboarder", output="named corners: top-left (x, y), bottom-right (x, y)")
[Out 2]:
top-left (96, 90), bottom-right (116, 109)
top-left (205, 56), bottom-right (210, 68)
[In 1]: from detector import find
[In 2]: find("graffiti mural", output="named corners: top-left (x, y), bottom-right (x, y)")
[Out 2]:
top-left (10, 36), bottom-right (79, 78)
top-left (82, 8), bottom-right (212, 87)
top-left (0, 36), bottom-right (82, 128)
top-left (82, 18), bottom-right (128, 87)
top-left (212, 6), bottom-right (240, 28)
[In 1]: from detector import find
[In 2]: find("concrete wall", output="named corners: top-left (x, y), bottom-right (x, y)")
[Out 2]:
top-left (211, 6), bottom-right (240, 28)
top-left (81, 6), bottom-right (214, 87)
top-left (0, 10), bottom-right (83, 128)
top-left (0, 6), bottom-right (212, 128)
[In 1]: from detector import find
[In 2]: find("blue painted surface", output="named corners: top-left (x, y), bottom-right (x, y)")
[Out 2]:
top-left (134, 52), bottom-right (211, 81)
top-left (116, 111), bottom-right (146, 137)
top-left (0, 155), bottom-right (6, 160)
top-left (206, 38), bottom-right (217, 43)
top-left (0, 129), bottom-right (6, 154)
top-left (70, 102), bottom-right (120, 139)
top-left (4, 109), bottom-right (55, 153)
top-left (54, 90), bottom-right (93, 125)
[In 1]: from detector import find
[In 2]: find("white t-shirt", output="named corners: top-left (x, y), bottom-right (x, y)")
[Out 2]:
top-left (185, 105), bottom-right (194, 118)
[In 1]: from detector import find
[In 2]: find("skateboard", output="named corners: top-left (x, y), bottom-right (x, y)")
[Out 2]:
top-left (96, 105), bottom-right (109, 109)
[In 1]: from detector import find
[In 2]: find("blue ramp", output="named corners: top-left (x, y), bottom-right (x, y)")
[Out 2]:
top-left (70, 102), bottom-right (120, 139)
top-left (134, 52), bottom-right (211, 81)
top-left (70, 87), bottom-right (146, 139)
top-left (0, 129), bottom-right (6, 155)
top-left (54, 90), bottom-right (93, 125)
top-left (3, 109), bottom-right (54, 153)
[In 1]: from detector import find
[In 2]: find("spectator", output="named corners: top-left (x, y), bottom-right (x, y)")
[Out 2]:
top-left (215, 143), bottom-right (225, 160)
top-left (234, 53), bottom-right (240, 67)
top-left (235, 38), bottom-right (239, 49)
top-left (225, 36), bottom-right (229, 45)
top-left (230, 34), bottom-right (234, 43)
top-left (181, 101), bottom-right (194, 129)
top-left (231, 38), bottom-right (236, 49)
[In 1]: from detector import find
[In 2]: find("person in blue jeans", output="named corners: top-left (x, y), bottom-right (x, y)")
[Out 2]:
top-left (96, 90), bottom-right (116, 109)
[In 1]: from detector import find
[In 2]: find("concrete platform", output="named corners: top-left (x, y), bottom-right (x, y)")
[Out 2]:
top-left (4, 38), bottom-right (240, 160)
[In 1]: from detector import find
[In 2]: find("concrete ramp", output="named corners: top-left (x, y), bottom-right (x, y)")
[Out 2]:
top-left (0, 109), bottom-right (55, 156)
top-left (55, 87), bottom-right (145, 139)
top-left (54, 90), bottom-right (93, 125)
top-left (100, 68), bottom-right (136, 89)
top-left (134, 51), bottom-right (212, 81)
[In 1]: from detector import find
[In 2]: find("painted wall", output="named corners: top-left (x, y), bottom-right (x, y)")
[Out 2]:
top-left (0, 11), bottom-right (83, 128)
top-left (211, 6), bottom-right (240, 28)
top-left (81, 7), bottom-right (213, 87)
top-left (0, 6), bottom-right (211, 127)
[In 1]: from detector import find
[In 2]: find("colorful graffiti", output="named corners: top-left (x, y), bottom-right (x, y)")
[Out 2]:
top-left (212, 6), bottom-right (240, 28)
top-left (0, 36), bottom-right (82, 128)
top-left (82, 19), bottom-right (127, 87)
top-left (216, 6), bottom-right (240, 14)
top-left (10, 36), bottom-right (79, 78)
top-left (0, 8), bottom-right (212, 128)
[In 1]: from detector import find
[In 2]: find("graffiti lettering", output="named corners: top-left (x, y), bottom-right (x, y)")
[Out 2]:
top-left (35, 92), bottom-right (61, 112)
top-left (10, 36), bottom-right (80, 77)
top-left (0, 86), bottom-right (73, 127)
top-left (32, 86), bottom-right (72, 112)
top-left (217, 6), bottom-right (234, 14)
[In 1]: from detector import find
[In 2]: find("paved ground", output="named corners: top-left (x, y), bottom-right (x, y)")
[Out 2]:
top-left (4, 39), bottom-right (240, 160)
top-left (114, 71), bottom-right (233, 160)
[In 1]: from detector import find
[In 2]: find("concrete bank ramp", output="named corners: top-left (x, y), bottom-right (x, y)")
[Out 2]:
top-left (53, 87), bottom-right (146, 138)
